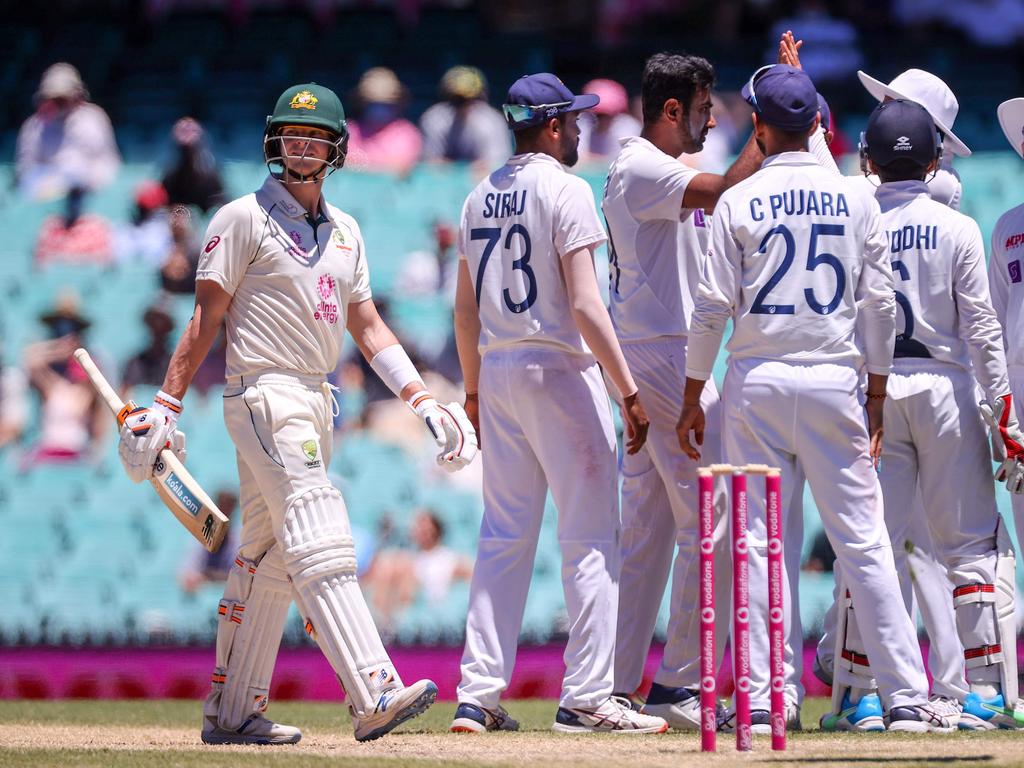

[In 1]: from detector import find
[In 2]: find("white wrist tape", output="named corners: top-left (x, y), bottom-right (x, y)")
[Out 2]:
top-left (369, 344), bottom-right (423, 399)
top-left (153, 390), bottom-right (183, 425)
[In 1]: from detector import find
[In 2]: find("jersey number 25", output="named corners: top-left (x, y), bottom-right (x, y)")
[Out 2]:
top-left (471, 225), bottom-right (537, 314)
top-left (751, 223), bottom-right (846, 316)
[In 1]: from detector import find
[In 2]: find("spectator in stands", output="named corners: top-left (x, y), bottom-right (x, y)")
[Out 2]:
top-left (768, 2), bottom-right (862, 85)
top-left (22, 293), bottom-right (104, 465)
top-left (420, 66), bottom-right (509, 168)
top-left (33, 186), bottom-right (114, 266)
top-left (115, 181), bottom-right (173, 267)
top-left (365, 509), bottom-right (472, 629)
top-left (0, 349), bottom-right (29, 452)
top-left (347, 68), bottom-right (423, 175)
top-left (179, 490), bottom-right (240, 594)
top-left (191, 328), bottom-right (228, 397)
top-left (159, 209), bottom-right (201, 295)
top-left (394, 220), bottom-right (458, 304)
top-left (803, 530), bottom-right (837, 573)
top-left (577, 79), bottom-right (640, 164)
top-left (121, 299), bottom-right (176, 397)
top-left (161, 118), bottom-right (226, 214)
top-left (15, 63), bottom-right (120, 201)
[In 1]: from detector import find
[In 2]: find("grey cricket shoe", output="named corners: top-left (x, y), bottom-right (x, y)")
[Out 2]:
top-left (202, 713), bottom-right (302, 745)
top-left (886, 701), bottom-right (957, 733)
top-left (352, 679), bottom-right (438, 742)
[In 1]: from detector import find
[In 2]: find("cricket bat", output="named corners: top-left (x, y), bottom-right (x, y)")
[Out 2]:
top-left (73, 348), bottom-right (230, 553)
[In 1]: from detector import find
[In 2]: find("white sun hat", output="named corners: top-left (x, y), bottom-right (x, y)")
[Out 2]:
top-left (998, 98), bottom-right (1024, 159)
top-left (857, 68), bottom-right (971, 157)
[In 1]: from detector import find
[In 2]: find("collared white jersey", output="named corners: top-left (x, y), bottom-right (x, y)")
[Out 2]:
top-left (686, 152), bottom-right (895, 380)
top-left (196, 176), bottom-right (372, 378)
top-left (876, 181), bottom-right (1008, 402)
top-left (988, 202), bottom-right (1024, 372)
top-left (602, 136), bottom-right (708, 342)
top-left (458, 152), bottom-right (607, 355)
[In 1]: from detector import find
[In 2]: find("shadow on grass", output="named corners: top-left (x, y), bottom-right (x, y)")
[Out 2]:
top-left (762, 758), bottom-right (994, 764)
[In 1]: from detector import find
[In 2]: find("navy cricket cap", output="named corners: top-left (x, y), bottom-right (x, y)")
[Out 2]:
top-left (741, 64), bottom-right (819, 131)
top-left (864, 99), bottom-right (938, 169)
top-left (503, 73), bottom-right (600, 131)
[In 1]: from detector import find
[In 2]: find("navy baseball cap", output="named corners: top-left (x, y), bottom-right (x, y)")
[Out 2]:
top-left (864, 98), bottom-right (938, 169)
top-left (503, 73), bottom-right (600, 131)
top-left (741, 64), bottom-right (819, 131)
top-left (817, 93), bottom-right (831, 130)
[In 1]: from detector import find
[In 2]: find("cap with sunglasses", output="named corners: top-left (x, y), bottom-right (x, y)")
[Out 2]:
top-left (741, 64), bottom-right (819, 132)
top-left (503, 73), bottom-right (600, 131)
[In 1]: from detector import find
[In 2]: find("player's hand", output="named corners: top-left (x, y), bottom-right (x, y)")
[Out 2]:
top-left (675, 401), bottom-right (705, 460)
top-left (864, 396), bottom-right (885, 470)
top-left (118, 405), bottom-right (178, 483)
top-left (778, 30), bottom-right (804, 68)
top-left (621, 390), bottom-right (649, 455)
top-left (464, 392), bottom-right (481, 448)
top-left (980, 394), bottom-right (1024, 491)
top-left (410, 392), bottom-right (448, 448)
top-left (435, 401), bottom-right (479, 472)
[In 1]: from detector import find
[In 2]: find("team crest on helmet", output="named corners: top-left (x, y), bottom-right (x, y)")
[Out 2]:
top-left (290, 90), bottom-right (319, 110)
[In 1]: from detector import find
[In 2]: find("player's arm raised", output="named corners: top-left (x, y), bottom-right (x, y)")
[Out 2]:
top-left (348, 297), bottom-right (477, 471)
top-left (681, 136), bottom-right (764, 212)
top-left (453, 257), bottom-right (483, 440)
top-left (678, 203), bottom-right (738, 459)
top-left (561, 244), bottom-right (648, 454)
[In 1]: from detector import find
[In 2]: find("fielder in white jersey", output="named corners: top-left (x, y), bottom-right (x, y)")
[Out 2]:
top-left (601, 52), bottom-right (767, 729)
top-left (990, 96), bottom-right (1024, 543)
top-left (824, 98), bottom-right (1021, 732)
top-left (676, 64), bottom-right (952, 732)
top-left (117, 83), bottom-right (479, 745)
top-left (450, 72), bottom-right (667, 735)
top-left (780, 32), bottom-right (978, 707)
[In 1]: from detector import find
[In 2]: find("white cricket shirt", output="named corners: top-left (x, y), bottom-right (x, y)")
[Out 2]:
top-left (989, 201), bottom-right (1024, 373)
top-left (686, 152), bottom-right (896, 379)
top-left (457, 152), bottom-right (607, 355)
top-left (602, 136), bottom-right (708, 342)
top-left (196, 176), bottom-right (372, 378)
top-left (876, 181), bottom-right (1008, 401)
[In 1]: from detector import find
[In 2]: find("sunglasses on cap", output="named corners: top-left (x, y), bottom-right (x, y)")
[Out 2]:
top-left (502, 100), bottom-right (573, 126)
top-left (744, 65), bottom-right (775, 112)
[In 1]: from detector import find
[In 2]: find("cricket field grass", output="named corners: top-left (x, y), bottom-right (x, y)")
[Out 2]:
top-left (2, 698), bottom-right (1024, 767)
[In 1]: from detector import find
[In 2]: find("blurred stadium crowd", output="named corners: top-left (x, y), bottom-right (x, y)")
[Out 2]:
top-left (2, 0), bottom-right (1024, 649)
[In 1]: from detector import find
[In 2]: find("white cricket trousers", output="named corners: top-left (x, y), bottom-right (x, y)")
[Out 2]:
top-left (722, 359), bottom-right (929, 710)
top-left (614, 337), bottom-right (732, 693)
top-left (457, 346), bottom-right (619, 709)
top-left (1008, 366), bottom-right (1024, 558)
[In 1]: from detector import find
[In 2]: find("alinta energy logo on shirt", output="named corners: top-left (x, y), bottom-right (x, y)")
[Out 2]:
top-left (314, 273), bottom-right (339, 324)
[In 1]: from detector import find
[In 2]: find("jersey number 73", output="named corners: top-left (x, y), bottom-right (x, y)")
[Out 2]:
top-left (471, 225), bottom-right (537, 313)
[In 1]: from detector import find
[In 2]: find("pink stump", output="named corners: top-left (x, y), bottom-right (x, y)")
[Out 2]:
top-left (731, 471), bottom-right (751, 752)
top-left (766, 470), bottom-right (786, 751)
top-left (699, 470), bottom-right (717, 753)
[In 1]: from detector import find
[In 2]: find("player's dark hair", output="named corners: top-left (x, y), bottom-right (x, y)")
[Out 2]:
top-left (641, 53), bottom-right (715, 125)
top-left (513, 114), bottom-right (566, 150)
top-left (875, 158), bottom-right (928, 183)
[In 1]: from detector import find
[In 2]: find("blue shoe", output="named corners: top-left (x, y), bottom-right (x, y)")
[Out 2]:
top-left (450, 702), bottom-right (519, 733)
top-left (820, 691), bottom-right (885, 732)
top-left (960, 692), bottom-right (1024, 731)
top-left (352, 679), bottom-right (437, 741)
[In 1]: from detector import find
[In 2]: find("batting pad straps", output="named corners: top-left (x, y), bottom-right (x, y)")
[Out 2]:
top-left (369, 344), bottom-right (423, 400)
top-left (212, 548), bottom-right (293, 730)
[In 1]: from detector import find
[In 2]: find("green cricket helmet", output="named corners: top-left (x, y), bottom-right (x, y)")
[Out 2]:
top-left (263, 82), bottom-right (349, 181)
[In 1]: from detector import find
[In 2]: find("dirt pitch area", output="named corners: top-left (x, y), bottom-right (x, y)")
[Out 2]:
top-left (2, 699), bottom-right (1023, 767)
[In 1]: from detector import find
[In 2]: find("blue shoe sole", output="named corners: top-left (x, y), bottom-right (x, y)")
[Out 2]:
top-left (356, 683), bottom-right (438, 742)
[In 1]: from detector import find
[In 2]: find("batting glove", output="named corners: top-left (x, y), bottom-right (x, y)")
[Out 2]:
top-left (435, 401), bottom-right (478, 473)
top-left (409, 392), bottom-right (448, 449)
top-left (980, 393), bottom-right (1024, 493)
top-left (118, 390), bottom-right (186, 483)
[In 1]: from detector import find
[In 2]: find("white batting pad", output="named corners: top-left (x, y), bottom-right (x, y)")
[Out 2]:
top-left (207, 549), bottom-right (293, 730)
top-left (284, 486), bottom-right (400, 715)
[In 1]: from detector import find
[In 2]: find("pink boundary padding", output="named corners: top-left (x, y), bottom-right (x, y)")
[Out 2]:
top-left (0, 640), bottom-right (993, 701)
top-left (731, 471), bottom-right (752, 752)
top-left (698, 471), bottom-right (716, 752)
top-left (766, 471), bottom-right (786, 751)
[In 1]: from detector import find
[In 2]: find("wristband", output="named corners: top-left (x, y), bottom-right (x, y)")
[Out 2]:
top-left (866, 392), bottom-right (886, 400)
top-left (369, 344), bottom-right (423, 399)
top-left (153, 390), bottom-right (184, 424)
